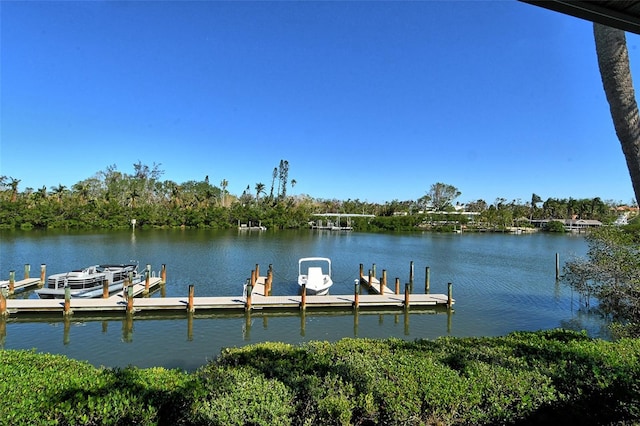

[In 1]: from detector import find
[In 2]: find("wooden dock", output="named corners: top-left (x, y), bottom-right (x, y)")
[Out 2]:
top-left (1, 278), bottom-right (42, 295)
top-left (2, 275), bottom-right (453, 317)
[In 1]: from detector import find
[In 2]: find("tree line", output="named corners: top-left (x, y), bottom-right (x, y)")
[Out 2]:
top-left (0, 163), bottom-right (633, 230)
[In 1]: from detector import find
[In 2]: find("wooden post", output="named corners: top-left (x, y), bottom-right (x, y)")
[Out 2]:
top-left (102, 279), bottom-right (109, 298)
top-left (368, 269), bottom-right (373, 291)
top-left (266, 268), bottom-right (273, 297)
top-left (0, 289), bottom-right (7, 317)
top-left (425, 266), bottom-right (431, 294)
top-left (145, 264), bottom-right (151, 292)
top-left (359, 263), bottom-right (364, 280)
top-left (353, 279), bottom-right (360, 309)
top-left (300, 283), bottom-right (306, 310)
top-left (24, 264), bottom-right (30, 280)
top-left (188, 284), bottom-right (195, 312)
top-left (245, 282), bottom-right (252, 310)
top-left (404, 283), bottom-right (410, 309)
top-left (447, 282), bottom-right (453, 308)
top-left (40, 264), bottom-right (46, 286)
top-left (9, 271), bottom-right (15, 294)
top-left (161, 264), bottom-right (166, 283)
top-left (555, 253), bottom-right (560, 280)
top-left (372, 263), bottom-right (377, 278)
top-left (395, 277), bottom-right (400, 295)
top-left (127, 286), bottom-right (134, 313)
top-left (64, 286), bottom-right (72, 315)
top-left (381, 269), bottom-right (387, 294)
top-left (409, 261), bottom-right (414, 289)
top-left (251, 269), bottom-right (256, 287)
top-left (255, 264), bottom-right (260, 280)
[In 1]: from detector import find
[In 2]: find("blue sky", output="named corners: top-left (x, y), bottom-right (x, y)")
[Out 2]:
top-left (1, 1), bottom-right (638, 205)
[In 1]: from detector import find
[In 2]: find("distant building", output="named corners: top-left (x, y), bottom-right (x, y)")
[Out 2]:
top-left (530, 219), bottom-right (602, 233)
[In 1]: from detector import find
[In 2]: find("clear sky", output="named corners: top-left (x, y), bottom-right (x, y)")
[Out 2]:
top-left (1, 0), bottom-right (639, 205)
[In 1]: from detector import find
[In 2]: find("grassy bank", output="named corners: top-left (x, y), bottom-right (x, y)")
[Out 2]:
top-left (1, 329), bottom-right (638, 425)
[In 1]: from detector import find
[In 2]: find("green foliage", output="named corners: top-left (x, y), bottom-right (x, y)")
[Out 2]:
top-left (2, 331), bottom-right (640, 425)
top-left (563, 226), bottom-right (640, 335)
top-left (544, 220), bottom-right (566, 232)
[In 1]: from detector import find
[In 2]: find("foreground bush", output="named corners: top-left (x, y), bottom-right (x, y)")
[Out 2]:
top-left (1, 329), bottom-right (639, 425)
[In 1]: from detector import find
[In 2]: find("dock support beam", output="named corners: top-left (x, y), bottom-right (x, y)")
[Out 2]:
top-left (447, 282), bottom-right (453, 308)
top-left (144, 264), bottom-right (151, 294)
top-left (425, 266), bottom-right (431, 294)
top-left (0, 289), bottom-right (7, 317)
top-left (127, 286), bottom-right (134, 314)
top-left (245, 281), bottom-right (252, 311)
top-left (64, 287), bottom-right (72, 315)
top-left (188, 285), bottom-right (195, 312)
top-left (404, 283), bottom-right (410, 309)
top-left (40, 264), bottom-right (46, 286)
top-left (266, 265), bottom-right (273, 296)
top-left (409, 261), bottom-right (414, 291)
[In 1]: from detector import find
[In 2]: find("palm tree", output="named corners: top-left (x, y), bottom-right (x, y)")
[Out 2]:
top-left (9, 178), bottom-right (20, 202)
top-left (220, 179), bottom-right (228, 207)
top-left (255, 182), bottom-right (266, 202)
top-left (51, 184), bottom-right (67, 203)
top-left (594, 23), bottom-right (640, 206)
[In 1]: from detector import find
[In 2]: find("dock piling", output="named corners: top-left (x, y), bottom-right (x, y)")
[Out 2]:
top-left (127, 286), bottom-right (134, 313)
top-left (0, 289), bottom-right (7, 317)
top-left (381, 270), bottom-right (386, 294)
top-left (161, 264), bottom-right (166, 283)
top-left (447, 282), bottom-right (453, 308)
top-left (24, 264), bottom-right (30, 280)
top-left (425, 266), bottom-right (431, 294)
top-left (64, 287), bottom-right (72, 315)
top-left (245, 280), bottom-right (252, 310)
top-left (266, 267), bottom-right (273, 296)
top-left (9, 271), bottom-right (15, 294)
top-left (102, 279), bottom-right (109, 299)
top-left (409, 261), bottom-right (414, 290)
top-left (555, 253), bottom-right (560, 280)
top-left (404, 283), bottom-right (410, 309)
top-left (300, 284), bottom-right (306, 310)
top-left (395, 278), bottom-right (400, 295)
top-left (188, 285), bottom-right (195, 312)
top-left (353, 279), bottom-right (360, 309)
top-left (145, 264), bottom-right (151, 293)
top-left (40, 264), bottom-right (46, 286)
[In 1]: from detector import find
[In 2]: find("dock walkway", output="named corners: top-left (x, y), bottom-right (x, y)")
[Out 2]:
top-left (3, 275), bottom-right (453, 317)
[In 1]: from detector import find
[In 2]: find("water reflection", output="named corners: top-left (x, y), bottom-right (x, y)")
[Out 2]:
top-left (0, 307), bottom-right (453, 348)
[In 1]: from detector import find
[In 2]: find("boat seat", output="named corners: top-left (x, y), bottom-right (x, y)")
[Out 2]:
top-left (307, 267), bottom-right (323, 284)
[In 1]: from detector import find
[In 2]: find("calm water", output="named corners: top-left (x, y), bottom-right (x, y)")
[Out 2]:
top-left (0, 229), bottom-right (602, 371)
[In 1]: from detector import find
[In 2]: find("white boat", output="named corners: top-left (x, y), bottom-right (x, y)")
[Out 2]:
top-left (298, 257), bottom-right (333, 295)
top-left (36, 263), bottom-right (142, 299)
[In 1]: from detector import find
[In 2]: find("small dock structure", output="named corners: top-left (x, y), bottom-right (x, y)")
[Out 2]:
top-left (2, 262), bottom-right (454, 317)
top-left (1, 264), bottom-right (46, 295)
top-left (310, 213), bottom-right (375, 231)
